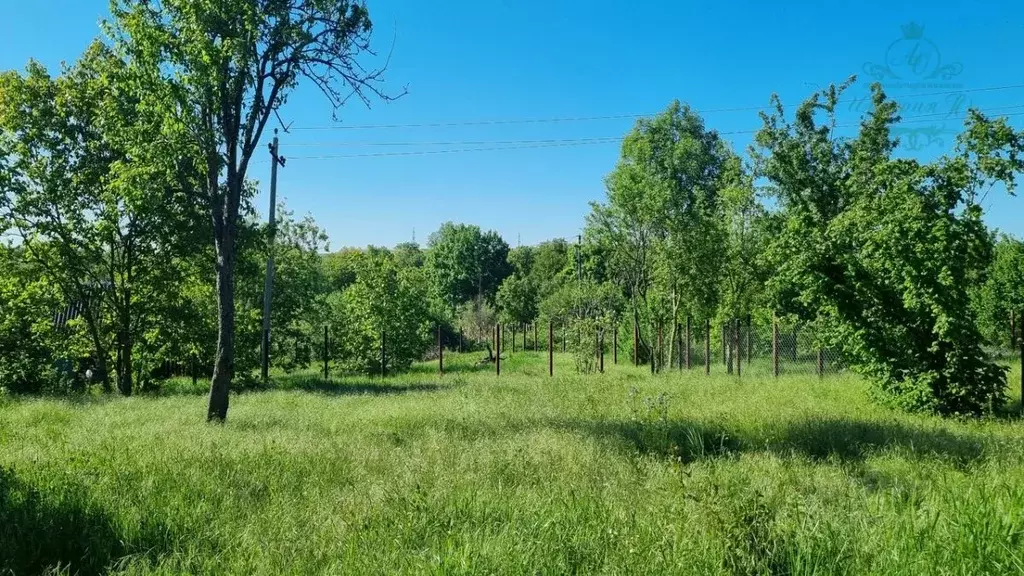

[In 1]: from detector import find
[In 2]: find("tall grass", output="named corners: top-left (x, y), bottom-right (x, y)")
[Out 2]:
top-left (2, 352), bottom-right (1023, 575)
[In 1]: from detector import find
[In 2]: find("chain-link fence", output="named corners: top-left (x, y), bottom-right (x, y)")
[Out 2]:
top-left (651, 317), bottom-right (846, 377)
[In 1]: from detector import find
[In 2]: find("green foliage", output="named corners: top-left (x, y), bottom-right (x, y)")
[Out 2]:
top-left (528, 239), bottom-right (571, 301)
top-left (587, 101), bottom-right (736, 368)
top-left (540, 280), bottom-right (624, 373)
top-left (425, 222), bottom-right (512, 310)
top-left (457, 296), bottom-right (498, 356)
top-left (333, 254), bottom-right (431, 375)
top-left (0, 252), bottom-right (64, 393)
top-left (974, 235), bottom-right (1024, 347)
top-left (496, 274), bottom-right (538, 326)
top-left (756, 81), bottom-right (1024, 415)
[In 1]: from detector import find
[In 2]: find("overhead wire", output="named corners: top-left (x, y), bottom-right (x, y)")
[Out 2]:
top-left (287, 83), bottom-right (1024, 132)
top-left (281, 108), bottom-right (1024, 161)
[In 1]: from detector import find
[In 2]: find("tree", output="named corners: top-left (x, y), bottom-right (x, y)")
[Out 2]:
top-left (458, 296), bottom-right (498, 360)
top-left (974, 235), bottom-right (1024, 347)
top-left (0, 42), bottom-right (205, 396)
top-left (755, 81), bottom-right (1024, 415)
top-left (425, 222), bottom-right (511, 311)
top-left (393, 241), bottom-right (424, 269)
top-left (264, 207), bottom-right (329, 371)
top-left (528, 239), bottom-right (571, 301)
top-left (336, 254), bottom-right (430, 375)
top-left (0, 248), bottom-right (64, 394)
top-left (107, 0), bottom-right (401, 420)
top-left (587, 101), bottom-right (731, 367)
top-left (496, 274), bottom-right (538, 327)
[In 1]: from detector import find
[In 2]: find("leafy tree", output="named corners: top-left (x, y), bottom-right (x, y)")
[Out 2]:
top-left (323, 248), bottom-right (366, 292)
top-left (457, 296), bottom-right (498, 360)
top-left (540, 280), bottom-right (624, 373)
top-left (108, 0), bottom-right (400, 420)
top-left (266, 208), bottom-right (329, 371)
top-left (717, 158), bottom-right (772, 321)
top-left (393, 241), bottom-right (424, 269)
top-left (755, 81), bottom-right (1024, 415)
top-left (336, 254), bottom-right (431, 375)
top-left (0, 42), bottom-right (205, 395)
top-left (529, 239), bottom-right (571, 301)
top-left (974, 234), bottom-right (1024, 348)
top-left (0, 249), bottom-right (65, 393)
top-left (496, 274), bottom-right (538, 327)
top-left (425, 222), bottom-right (511, 311)
top-left (588, 101), bottom-right (731, 366)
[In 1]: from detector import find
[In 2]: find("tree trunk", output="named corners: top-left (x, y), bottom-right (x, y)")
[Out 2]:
top-left (208, 185), bottom-right (237, 422)
top-left (117, 330), bottom-right (133, 396)
top-left (208, 238), bottom-right (235, 421)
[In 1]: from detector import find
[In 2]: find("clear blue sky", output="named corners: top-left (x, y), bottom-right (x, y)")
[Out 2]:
top-left (3, 0), bottom-right (1022, 249)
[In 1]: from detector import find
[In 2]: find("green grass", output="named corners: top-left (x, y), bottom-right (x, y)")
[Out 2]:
top-left (2, 352), bottom-right (1023, 575)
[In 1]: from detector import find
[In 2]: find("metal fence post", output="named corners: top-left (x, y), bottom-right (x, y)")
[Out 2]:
top-left (657, 323), bottom-right (663, 373)
top-left (323, 325), bottom-right (329, 381)
top-left (735, 318), bottom-right (742, 378)
top-left (634, 319), bottom-right (639, 367)
top-left (704, 319), bottom-right (711, 376)
top-left (772, 316), bottom-right (779, 378)
top-left (613, 325), bottom-right (618, 365)
top-left (548, 321), bottom-right (554, 377)
top-left (496, 323), bottom-right (501, 377)
top-left (746, 313), bottom-right (752, 362)
top-left (722, 323), bottom-right (727, 366)
top-left (599, 328), bottom-right (604, 373)
top-left (685, 316), bottom-right (692, 370)
top-left (438, 324), bottom-right (443, 376)
top-left (1012, 310), bottom-right (1017, 350)
top-left (522, 323), bottom-right (527, 352)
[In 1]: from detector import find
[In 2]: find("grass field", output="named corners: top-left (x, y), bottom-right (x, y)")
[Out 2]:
top-left (2, 351), bottom-right (1023, 575)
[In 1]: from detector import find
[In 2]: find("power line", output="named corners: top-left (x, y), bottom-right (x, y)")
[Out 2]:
top-left (283, 103), bottom-right (1024, 149)
top-left (288, 83), bottom-right (1024, 131)
top-left (283, 109), bottom-right (1024, 161)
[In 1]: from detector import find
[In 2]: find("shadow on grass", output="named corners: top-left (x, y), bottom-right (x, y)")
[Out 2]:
top-left (151, 373), bottom-right (447, 398)
top-left (274, 376), bottom-right (444, 397)
top-left (568, 416), bottom-right (987, 467)
top-left (0, 467), bottom-right (176, 575)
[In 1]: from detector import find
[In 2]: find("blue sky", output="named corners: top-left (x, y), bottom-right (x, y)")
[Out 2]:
top-left (3, 0), bottom-right (1022, 249)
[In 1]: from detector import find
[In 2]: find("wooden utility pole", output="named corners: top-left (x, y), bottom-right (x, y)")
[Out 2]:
top-left (261, 130), bottom-right (285, 383)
